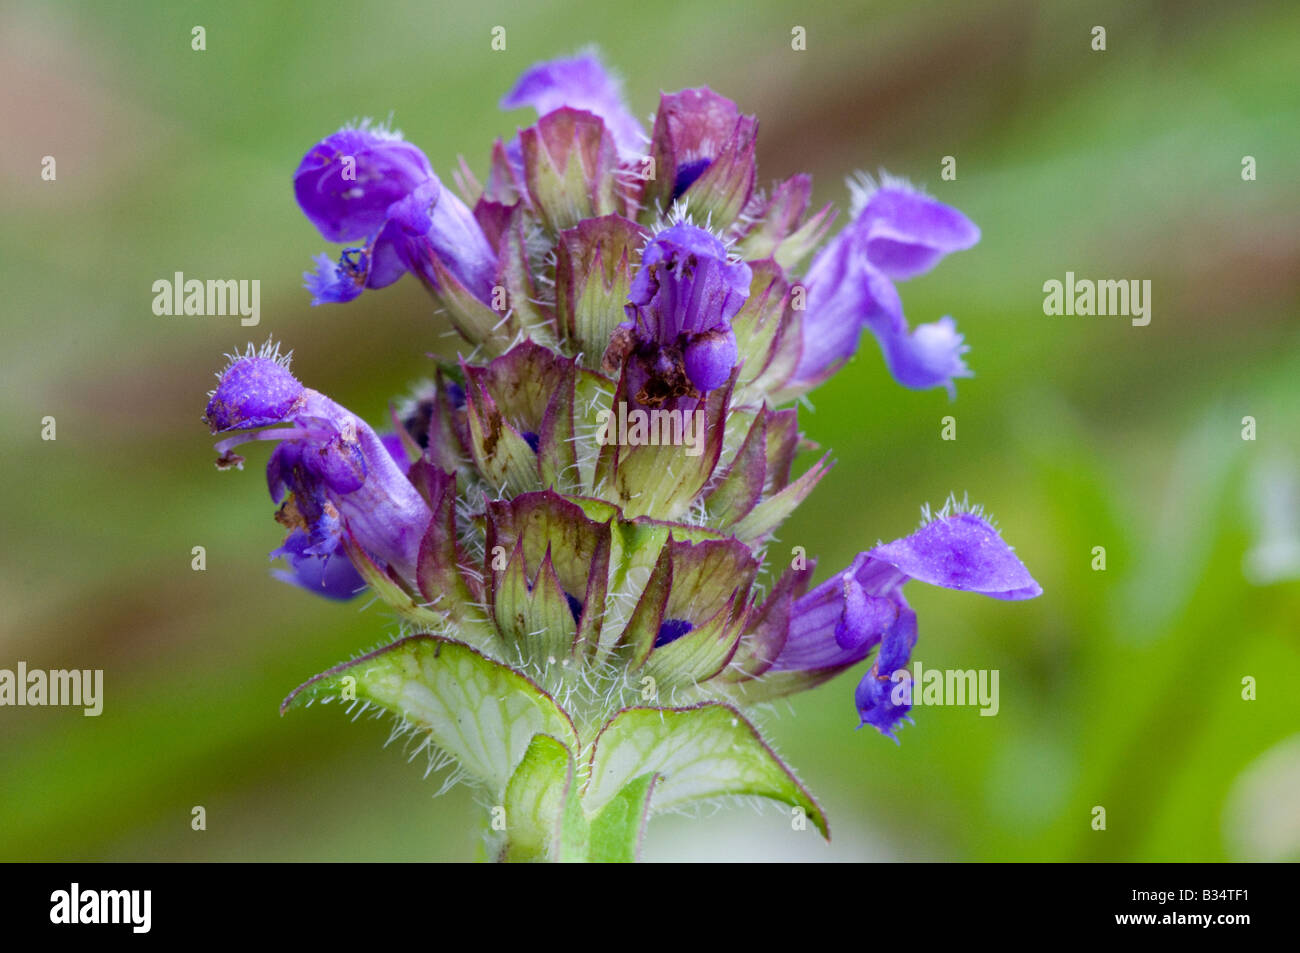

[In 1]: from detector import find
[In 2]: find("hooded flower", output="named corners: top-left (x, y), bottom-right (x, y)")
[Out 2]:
top-left (772, 502), bottom-right (1041, 739)
top-left (268, 432), bottom-right (414, 600)
top-left (788, 177), bottom-right (980, 396)
top-left (295, 124), bottom-right (496, 305)
top-left (607, 223), bottom-right (752, 400)
top-left (204, 342), bottom-right (431, 588)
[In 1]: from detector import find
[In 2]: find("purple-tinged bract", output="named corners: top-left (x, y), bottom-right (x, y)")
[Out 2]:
top-left (501, 51), bottom-right (645, 159)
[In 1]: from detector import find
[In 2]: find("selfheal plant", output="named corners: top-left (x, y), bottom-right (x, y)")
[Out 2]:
top-left (206, 51), bottom-right (1040, 861)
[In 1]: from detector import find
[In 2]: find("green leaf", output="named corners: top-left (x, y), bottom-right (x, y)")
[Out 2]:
top-left (588, 772), bottom-right (658, 863)
top-left (503, 738), bottom-right (656, 863)
top-left (282, 636), bottom-right (577, 793)
top-left (585, 703), bottom-right (829, 839)
top-left (502, 733), bottom-right (588, 862)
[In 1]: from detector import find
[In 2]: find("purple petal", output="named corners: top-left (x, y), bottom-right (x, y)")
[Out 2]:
top-left (271, 530), bottom-right (365, 600)
top-left (362, 225), bottom-right (409, 290)
top-left (874, 595), bottom-right (919, 675)
top-left (855, 600), bottom-right (918, 739)
top-left (854, 667), bottom-right (911, 740)
top-left (379, 433), bottom-right (413, 476)
top-left (880, 315), bottom-right (972, 397)
top-left (868, 511), bottom-right (1042, 600)
top-left (304, 251), bottom-right (366, 305)
top-left (855, 183), bottom-right (980, 281)
top-left (209, 356), bottom-right (432, 586)
top-left (302, 428), bottom-right (368, 494)
top-left (789, 232), bottom-right (971, 395)
top-left (204, 353), bottom-right (304, 433)
top-left (672, 157), bottom-right (712, 198)
top-left (294, 126), bottom-right (435, 243)
top-left (683, 326), bottom-right (738, 393)
top-left (788, 233), bottom-right (903, 388)
top-left (629, 224), bottom-right (751, 338)
top-left (383, 178), bottom-right (438, 236)
top-left (655, 617), bottom-right (695, 648)
top-left (501, 52), bottom-right (645, 158)
top-left (769, 510), bottom-right (1039, 740)
top-left (772, 553), bottom-right (888, 670)
top-left (323, 179), bottom-right (496, 305)
top-left (401, 183), bottom-right (498, 302)
top-left (833, 573), bottom-right (898, 652)
top-left (619, 224), bottom-right (751, 397)
top-left (784, 178), bottom-right (980, 395)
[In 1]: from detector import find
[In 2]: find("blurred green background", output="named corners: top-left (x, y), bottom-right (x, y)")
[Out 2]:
top-left (3, 0), bottom-right (1298, 862)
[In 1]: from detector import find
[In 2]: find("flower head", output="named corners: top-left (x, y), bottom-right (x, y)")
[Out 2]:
top-left (209, 53), bottom-right (1045, 861)
top-left (294, 123), bottom-right (434, 242)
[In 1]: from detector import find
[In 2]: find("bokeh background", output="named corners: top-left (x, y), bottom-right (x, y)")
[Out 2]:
top-left (3, 0), bottom-right (1297, 862)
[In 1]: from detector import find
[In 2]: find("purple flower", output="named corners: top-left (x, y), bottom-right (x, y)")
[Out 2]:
top-left (295, 125), bottom-right (496, 305)
top-left (771, 503), bottom-right (1041, 740)
top-left (270, 530), bottom-right (365, 600)
top-left (268, 432), bottom-right (414, 600)
top-left (204, 343), bottom-right (430, 588)
top-left (294, 125), bottom-right (434, 242)
top-left (789, 177), bottom-right (980, 396)
top-left (609, 223), bottom-right (751, 398)
top-left (500, 51), bottom-right (645, 159)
